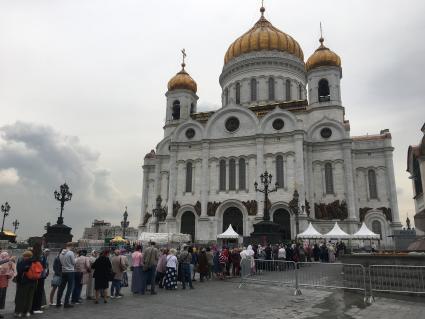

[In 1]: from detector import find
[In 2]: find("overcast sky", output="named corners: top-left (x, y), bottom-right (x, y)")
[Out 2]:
top-left (0, 0), bottom-right (424, 239)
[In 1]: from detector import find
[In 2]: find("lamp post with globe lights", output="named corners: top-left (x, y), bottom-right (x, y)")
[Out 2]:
top-left (254, 171), bottom-right (278, 222)
top-left (0, 202), bottom-right (11, 234)
top-left (54, 183), bottom-right (72, 225)
top-left (12, 219), bottom-right (20, 234)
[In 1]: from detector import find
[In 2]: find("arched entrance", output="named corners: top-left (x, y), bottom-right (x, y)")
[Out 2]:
top-left (181, 211), bottom-right (195, 242)
top-left (273, 209), bottom-right (291, 241)
top-left (223, 207), bottom-right (243, 235)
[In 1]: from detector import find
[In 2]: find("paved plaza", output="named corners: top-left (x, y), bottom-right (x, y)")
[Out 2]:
top-left (3, 277), bottom-right (425, 319)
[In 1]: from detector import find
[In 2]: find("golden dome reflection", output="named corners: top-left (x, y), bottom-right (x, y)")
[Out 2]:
top-left (224, 6), bottom-right (304, 65)
top-left (306, 37), bottom-right (341, 72)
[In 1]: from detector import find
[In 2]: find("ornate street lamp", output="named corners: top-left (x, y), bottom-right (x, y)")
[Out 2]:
top-left (0, 202), bottom-right (11, 233)
top-left (12, 219), bottom-right (20, 234)
top-left (254, 171), bottom-right (278, 222)
top-left (54, 183), bottom-right (72, 225)
top-left (153, 195), bottom-right (165, 233)
top-left (289, 189), bottom-right (304, 238)
top-left (121, 207), bottom-right (129, 238)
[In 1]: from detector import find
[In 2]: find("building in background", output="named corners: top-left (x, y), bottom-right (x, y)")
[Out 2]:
top-left (407, 123), bottom-right (425, 236)
top-left (82, 219), bottom-right (138, 241)
top-left (139, 5), bottom-right (402, 247)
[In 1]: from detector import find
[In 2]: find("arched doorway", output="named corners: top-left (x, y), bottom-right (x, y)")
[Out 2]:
top-left (223, 207), bottom-right (243, 236)
top-left (273, 209), bottom-right (291, 241)
top-left (181, 211), bottom-right (195, 242)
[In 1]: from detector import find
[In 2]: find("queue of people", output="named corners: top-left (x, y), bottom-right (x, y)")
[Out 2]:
top-left (0, 239), bottom-right (347, 317)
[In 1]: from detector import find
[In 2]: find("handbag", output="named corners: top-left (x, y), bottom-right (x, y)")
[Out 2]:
top-left (121, 272), bottom-right (129, 287)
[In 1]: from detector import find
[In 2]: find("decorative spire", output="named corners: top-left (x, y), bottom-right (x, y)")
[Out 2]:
top-left (181, 48), bottom-right (187, 70)
top-left (319, 22), bottom-right (325, 46)
top-left (260, 0), bottom-right (265, 16)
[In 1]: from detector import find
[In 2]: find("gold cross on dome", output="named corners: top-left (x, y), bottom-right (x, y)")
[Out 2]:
top-left (181, 48), bottom-right (186, 65)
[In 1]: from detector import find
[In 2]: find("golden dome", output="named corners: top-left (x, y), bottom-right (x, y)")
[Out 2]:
top-left (167, 63), bottom-right (197, 93)
top-left (224, 7), bottom-right (304, 65)
top-left (306, 37), bottom-right (341, 72)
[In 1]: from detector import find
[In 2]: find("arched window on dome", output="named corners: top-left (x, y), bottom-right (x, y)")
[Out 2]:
top-left (190, 103), bottom-right (195, 114)
top-left (224, 88), bottom-right (229, 106)
top-left (268, 77), bottom-right (275, 100)
top-left (325, 162), bottom-right (334, 194)
top-left (185, 162), bottom-right (193, 193)
top-left (276, 155), bottom-right (284, 188)
top-left (318, 79), bottom-right (330, 102)
top-left (413, 156), bottom-right (423, 195)
top-left (172, 100), bottom-right (180, 120)
top-left (235, 83), bottom-right (241, 105)
top-left (299, 83), bottom-right (303, 100)
top-left (372, 220), bottom-right (382, 240)
top-left (239, 158), bottom-right (246, 190)
top-left (229, 159), bottom-right (236, 191)
top-left (251, 78), bottom-right (257, 102)
top-left (368, 169), bottom-right (378, 199)
top-left (219, 159), bottom-right (226, 191)
top-left (285, 79), bottom-right (291, 101)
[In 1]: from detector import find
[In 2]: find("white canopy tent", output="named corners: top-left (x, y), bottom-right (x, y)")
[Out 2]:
top-left (297, 222), bottom-right (324, 239)
top-left (324, 222), bottom-right (351, 239)
top-left (352, 222), bottom-right (380, 240)
top-left (217, 224), bottom-right (240, 239)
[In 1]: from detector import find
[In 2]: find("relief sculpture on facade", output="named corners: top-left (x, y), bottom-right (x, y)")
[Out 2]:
top-left (242, 200), bottom-right (258, 216)
top-left (207, 201), bottom-right (221, 217)
top-left (359, 207), bottom-right (392, 222)
top-left (172, 201), bottom-right (181, 218)
top-left (143, 213), bottom-right (152, 226)
top-left (314, 200), bottom-right (348, 220)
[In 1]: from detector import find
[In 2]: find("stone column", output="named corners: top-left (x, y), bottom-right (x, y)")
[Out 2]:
top-left (167, 147), bottom-right (177, 221)
top-left (384, 149), bottom-right (402, 226)
top-left (294, 133), bottom-right (306, 214)
top-left (154, 159), bottom-right (161, 197)
top-left (342, 143), bottom-right (356, 220)
top-left (256, 137), bottom-right (265, 218)
top-left (306, 145), bottom-right (314, 210)
top-left (201, 142), bottom-right (209, 217)
top-left (140, 165), bottom-right (149, 226)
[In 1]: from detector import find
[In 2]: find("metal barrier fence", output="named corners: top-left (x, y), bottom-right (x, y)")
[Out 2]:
top-left (369, 265), bottom-right (425, 296)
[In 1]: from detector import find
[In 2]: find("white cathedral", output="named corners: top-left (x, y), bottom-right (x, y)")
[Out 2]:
top-left (139, 6), bottom-right (402, 247)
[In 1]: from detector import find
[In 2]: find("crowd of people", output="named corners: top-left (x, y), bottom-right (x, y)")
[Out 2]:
top-left (0, 239), bottom-right (346, 317)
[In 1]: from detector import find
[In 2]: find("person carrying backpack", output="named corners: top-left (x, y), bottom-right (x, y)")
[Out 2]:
top-left (31, 244), bottom-right (48, 314)
top-left (14, 250), bottom-right (38, 317)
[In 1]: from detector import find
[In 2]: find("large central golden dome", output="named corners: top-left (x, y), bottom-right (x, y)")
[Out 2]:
top-left (224, 7), bottom-right (304, 65)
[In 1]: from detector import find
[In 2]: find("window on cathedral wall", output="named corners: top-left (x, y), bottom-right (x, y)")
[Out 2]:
top-left (325, 162), bottom-right (334, 194)
top-left (190, 103), bottom-right (195, 114)
top-left (239, 158), bottom-right (246, 190)
top-left (229, 159), bottom-right (236, 190)
top-left (413, 157), bottom-right (423, 195)
top-left (368, 169), bottom-right (378, 199)
top-left (276, 155), bottom-right (284, 188)
top-left (185, 162), bottom-right (193, 193)
top-left (285, 79), bottom-right (291, 101)
top-left (172, 100), bottom-right (180, 120)
top-left (235, 83), bottom-right (241, 105)
top-left (224, 88), bottom-right (229, 106)
top-left (250, 78), bottom-right (257, 102)
top-left (298, 83), bottom-right (303, 100)
top-left (372, 220), bottom-right (382, 240)
top-left (219, 159), bottom-right (226, 191)
top-left (268, 77), bottom-right (275, 100)
top-left (318, 79), bottom-right (330, 102)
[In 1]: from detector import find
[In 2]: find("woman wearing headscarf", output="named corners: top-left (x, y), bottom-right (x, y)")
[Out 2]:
top-left (86, 250), bottom-right (98, 300)
top-left (164, 249), bottom-right (178, 290)
top-left (0, 251), bottom-right (15, 318)
top-left (91, 250), bottom-right (112, 304)
top-left (131, 245), bottom-right (143, 294)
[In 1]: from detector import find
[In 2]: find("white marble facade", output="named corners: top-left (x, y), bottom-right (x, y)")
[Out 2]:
top-left (139, 9), bottom-right (402, 247)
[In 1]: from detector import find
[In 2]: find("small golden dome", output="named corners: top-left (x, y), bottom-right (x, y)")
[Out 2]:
top-left (167, 63), bottom-right (197, 93)
top-left (306, 37), bottom-right (341, 72)
top-left (224, 7), bottom-right (304, 65)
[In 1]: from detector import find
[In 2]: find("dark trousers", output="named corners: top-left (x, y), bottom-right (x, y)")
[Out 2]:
top-left (140, 266), bottom-right (156, 294)
top-left (110, 279), bottom-right (122, 297)
top-left (15, 282), bottom-right (36, 314)
top-left (155, 271), bottom-right (165, 288)
top-left (57, 272), bottom-right (75, 305)
top-left (32, 278), bottom-right (45, 311)
top-left (181, 264), bottom-right (193, 288)
top-left (71, 272), bottom-right (83, 303)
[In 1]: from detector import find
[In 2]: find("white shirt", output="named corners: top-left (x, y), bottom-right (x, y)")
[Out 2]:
top-left (278, 248), bottom-right (286, 259)
top-left (166, 255), bottom-right (178, 269)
